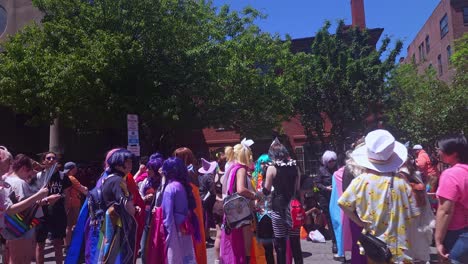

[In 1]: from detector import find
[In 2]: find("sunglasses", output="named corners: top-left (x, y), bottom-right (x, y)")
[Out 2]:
top-left (46, 156), bottom-right (56, 161)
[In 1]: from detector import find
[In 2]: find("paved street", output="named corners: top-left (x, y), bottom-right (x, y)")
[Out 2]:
top-left (40, 239), bottom-right (440, 263)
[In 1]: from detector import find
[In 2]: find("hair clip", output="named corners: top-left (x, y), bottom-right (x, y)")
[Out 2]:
top-left (241, 138), bottom-right (254, 149)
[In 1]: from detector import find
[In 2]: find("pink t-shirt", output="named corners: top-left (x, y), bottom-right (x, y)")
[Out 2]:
top-left (436, 163), bottom-right (468, 230)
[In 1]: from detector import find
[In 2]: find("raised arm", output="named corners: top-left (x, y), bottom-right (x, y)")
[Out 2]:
top-left (6, 187), bottom-right (48, 215)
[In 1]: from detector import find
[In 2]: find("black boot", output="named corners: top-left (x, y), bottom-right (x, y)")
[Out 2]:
top-left (274, 237), bottom-right (287, 264)
top-left (332, 242), bottom-right (338, 254)
top-left (263, 243), bottom-right (275, 264)
top-left (289, 236), bottom-right (304, 264)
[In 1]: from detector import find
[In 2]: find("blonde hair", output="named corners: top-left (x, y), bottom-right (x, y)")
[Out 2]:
top-left (233, 144), bottom-right (252, 166)
top-left (345, 151), bottom-right (365, 177)
top-left (225, 146), bottom-right (235, 163)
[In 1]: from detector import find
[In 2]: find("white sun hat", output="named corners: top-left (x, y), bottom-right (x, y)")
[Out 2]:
top-left (351, 129), bottom-right (408, 173)
top-left (413, 144), bottom-right (423, 150)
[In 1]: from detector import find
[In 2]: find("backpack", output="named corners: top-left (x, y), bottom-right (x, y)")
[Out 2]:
top-left (88, 174), bottom-right (116, 225)
top-left (223, 165), bottom-right (253, 232)
top-left (289, 198), bottom-right (305, 229)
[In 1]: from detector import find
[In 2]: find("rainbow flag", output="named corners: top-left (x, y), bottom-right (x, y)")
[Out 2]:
top-left (3, 207), bottom-right (40, 239)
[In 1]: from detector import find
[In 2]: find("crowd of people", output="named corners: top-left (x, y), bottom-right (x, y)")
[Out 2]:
top-left (0, 129), bottom-right (466, 264)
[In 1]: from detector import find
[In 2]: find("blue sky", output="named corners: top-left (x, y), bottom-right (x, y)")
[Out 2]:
top-left (212, 0), bottom-right (440, 58)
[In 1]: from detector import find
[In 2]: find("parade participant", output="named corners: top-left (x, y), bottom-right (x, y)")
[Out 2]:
top-left (198, 158), bottom-right (217, 244)
top-left (252, 154), bottom-right (274, 264)
top-left (338, 129), bottom-right (421, 263)
top-left (399, 160), bottom-right (434, 263)
top-left (66, 148), bottom-right (121, 264)
top-left (174, 147), bottom-right (207, 264)
top-left (160, 157), bottom-right (200, 263)
top-left (0, 146), bottom-right (12, 176)
top-left (220, 139), bottom-right (258, 264)
top-left (314, 150), bottom-right (338, 253)
top-left (435, 135), bottom-right (468, 264)
top-left (329, 164), bottom-right (352, 263)
top-left (2, 154), bottom-right (50, 264)
top-left (96, 149), bottom-right (137, 263)
top-left (212, 152), bottom-right (226, 263)
top-left (36, 152), bottom-right (72, 264)
top-left (341, 140), bottom-right (368, 264)
top-left (222, 146), bottom-right (235, 196)
top-left (413, 144), bottom-right (439, 192)
top-left (264, 138), bottom-right (303, 264)
top-left (134, 156), bottom-right (149, 184)
top-left (139, 153), bottom-right (164, 263)
top-left (63, 162), bottom-right (88, 251)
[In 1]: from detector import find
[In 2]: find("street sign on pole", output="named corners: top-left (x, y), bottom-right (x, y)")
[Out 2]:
top-left (127, 145), bottom-right (141, 157)
top-left (127, 114), bottom-right (140, 156)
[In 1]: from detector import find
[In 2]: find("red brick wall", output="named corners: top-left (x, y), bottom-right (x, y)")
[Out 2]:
top-left (351, 0), bottom-right (366, 29)
top-left (404, 0), bottom-right (468, 83)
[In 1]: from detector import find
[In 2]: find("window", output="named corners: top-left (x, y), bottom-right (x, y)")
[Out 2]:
top-left (464, 7), bottom-right (468, 24)
top-left (438, 54), bottom-right (443, 76)
top-left (0, 6), bottom-right (7, 35)
top-left (412, 54), bottom-right (416, 64)
top-left (425, 35), bottom-right (430, 53)
top-left (440, 14), bottom-right (449, 38)
top-left (418, 42), bottom-right (426, 61)
top-left (295, 146), bottom-right (305, 174)
top-left (447, 45), bottom-right (452, 64)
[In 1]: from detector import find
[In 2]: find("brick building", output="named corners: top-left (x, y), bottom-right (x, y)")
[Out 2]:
top-left (404, 0), bottom-right (468, 83)
top-left (0, 0), bottom-right (42, 41)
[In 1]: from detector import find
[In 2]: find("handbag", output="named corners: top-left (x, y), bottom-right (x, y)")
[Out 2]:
top-left (358, 231), bottom-right (392, 262)
top-left (358, 175), bottom-right (394, 263)
top-left (223, 164), bottom-right (253, 231)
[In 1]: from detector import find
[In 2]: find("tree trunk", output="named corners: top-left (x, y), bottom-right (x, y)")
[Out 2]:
top-left (49, 117), bottom-right (62, 154)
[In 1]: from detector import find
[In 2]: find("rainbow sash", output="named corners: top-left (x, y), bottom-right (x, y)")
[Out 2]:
top-left (2, 205), bottom-right (40, 239)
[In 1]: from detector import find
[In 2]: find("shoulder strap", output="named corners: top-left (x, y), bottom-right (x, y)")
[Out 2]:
top-left (228, 164), bottom-right (246, 195)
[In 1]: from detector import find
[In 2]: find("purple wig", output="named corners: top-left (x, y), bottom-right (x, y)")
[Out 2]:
top-left (162, 157), bottom-right (200, 241)
top-left (146, 153), bottom-right (164, 175)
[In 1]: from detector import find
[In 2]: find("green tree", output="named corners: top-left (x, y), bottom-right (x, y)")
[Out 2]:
top-left (295, 21), bottom-right (402, 152)
top-left (451, 33), bottom-right (468, 89)
top-left (385, 63), bottom-right (468, 146)
top-left (0, 0), bottom-right (298, 151)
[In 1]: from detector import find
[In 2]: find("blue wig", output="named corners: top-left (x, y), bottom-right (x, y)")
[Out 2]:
top-left (106, 149), bottom-right (134, 173)
top-left (252, 154), bottom-right (271, 182)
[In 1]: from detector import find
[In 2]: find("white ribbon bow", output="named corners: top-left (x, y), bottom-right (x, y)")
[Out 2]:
top-left (241, 138), bottom-right (254, 149)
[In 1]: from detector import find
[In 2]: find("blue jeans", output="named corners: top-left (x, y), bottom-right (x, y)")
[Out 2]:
top-left (444, 227), bottom-right (468, 264)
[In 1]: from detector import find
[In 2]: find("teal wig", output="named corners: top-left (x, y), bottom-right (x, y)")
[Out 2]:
top-left (252, 154), bottom-right (272, 182)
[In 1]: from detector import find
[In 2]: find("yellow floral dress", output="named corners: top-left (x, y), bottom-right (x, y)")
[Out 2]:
top-left (338, 173), bottom-right (421, 263)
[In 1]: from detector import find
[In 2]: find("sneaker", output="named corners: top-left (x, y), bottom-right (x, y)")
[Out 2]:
top-left (333, 254), bottom-right (346, 262)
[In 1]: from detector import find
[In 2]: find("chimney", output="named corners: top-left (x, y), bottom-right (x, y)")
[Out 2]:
top-left (351, 0), bottom-right (366, 29)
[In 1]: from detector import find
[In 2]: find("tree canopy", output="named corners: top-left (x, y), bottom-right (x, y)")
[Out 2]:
top-left (385, 34), bottom-right (468, 146)
top-left (0, 0), bottom-right (298, 142)
top-left (294, 21), bottom-right (402, 151)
